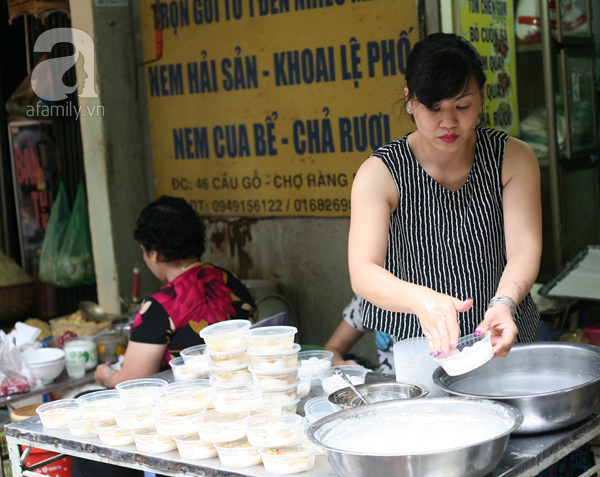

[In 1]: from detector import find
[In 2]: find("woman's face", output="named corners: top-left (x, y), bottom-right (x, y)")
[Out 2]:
top-left (406, 76), bottom-right (484, 154)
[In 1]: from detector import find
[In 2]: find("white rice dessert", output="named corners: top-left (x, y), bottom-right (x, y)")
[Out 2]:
top-left (174, 434), bottom-right (218, 460)
top-left (194, 411), bottom-right (249, 443)
top-left (246, 414), bottom-right (302, 448)
top-left (300, 357), bottom-right (332, 376)
top-left (94, 419), bottom-right (135, 446)
top-left (215, 438), bottom-right (262, 467)
top-left (261, 381), bottom-right (300, 404)
top-left (211, 363), bottom-right (252, 383)
top-left (131, 428), bottom-right (177, 454)
top-left (212, 383), bottom-right (263, 413)
top-left (281, 398), bottom-right (300, 414)
top-left (249, 365), bottom-right (300, 388)
top-left (259, 445), bottom-right (316, 474)
top-left (154, 410), bottom-right (200, 437)
top-left (114, 404), bottom-right (156, 430)
top-left (208, 346), bottom-right (251, 368)
top-left (321, 373), bottom-right (365, 395)
top-left (66, 413), bottom-right (98, 437)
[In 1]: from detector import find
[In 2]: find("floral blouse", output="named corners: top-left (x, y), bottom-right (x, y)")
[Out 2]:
top-left (130, 263), bottom-right (256, 366)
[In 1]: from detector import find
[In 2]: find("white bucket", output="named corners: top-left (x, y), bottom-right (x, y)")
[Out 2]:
top-left (393, 337), bottom-right (447, 397)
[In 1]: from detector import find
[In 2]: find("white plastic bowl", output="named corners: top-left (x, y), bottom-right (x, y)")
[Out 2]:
top-left (214, 437), bottom-right (262, 467)
top-left (180, 344), bottom-right (211, 375)
top-left (116, 378), bottom-right (167, 403)
top-left (246, 412), bottom-right (302, 447)
top-left (259, 444), bottom-right (316, 474)
top-left (37, 399), bottom-right (78, 429)
top-left (174, 433), bottom-right (218, 460)
top-left (169, 356), bottom-right (205, 381)
top-left (298, 350), bottom-right (334, 377)
top-left (21, 348), bottom-right (65, 384)
top-left (76, 389), bottom-right (121, 420)
top-left (193, 410), bottom-right (250, 443)
top-left (435, 332), bottom-right (493, 376)
top-left (319, 365), bottom-right (367, 395)
top-left (199, 320), bottom-right (252, 352)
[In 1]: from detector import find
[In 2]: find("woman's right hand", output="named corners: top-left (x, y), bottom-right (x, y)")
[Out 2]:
top-left (413, 292), bottom-right (473, 357)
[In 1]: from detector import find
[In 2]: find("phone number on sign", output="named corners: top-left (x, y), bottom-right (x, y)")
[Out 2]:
top-left (189, 198), bottom-right (351, 214)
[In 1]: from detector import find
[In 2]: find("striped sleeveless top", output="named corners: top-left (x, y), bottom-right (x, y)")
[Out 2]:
top-left (361, 127), bottom-right (539, 342)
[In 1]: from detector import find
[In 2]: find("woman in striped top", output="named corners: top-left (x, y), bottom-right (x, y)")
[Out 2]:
top-left (348, 33), bottom-right (542, 360)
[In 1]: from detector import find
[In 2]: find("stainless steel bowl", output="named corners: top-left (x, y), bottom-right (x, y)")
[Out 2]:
top-left (328, 382), bottom-right (429, 410)
top-left (433, 342), bottom-right (600, 434)
top-left (308, 397), bottom-right (523, 477)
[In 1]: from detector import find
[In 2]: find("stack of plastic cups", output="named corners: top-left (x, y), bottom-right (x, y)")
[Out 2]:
top-left (393, 337), bottom-right (447, 397)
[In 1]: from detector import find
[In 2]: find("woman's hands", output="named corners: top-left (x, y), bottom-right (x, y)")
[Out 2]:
top-left (475, 304), bottom-right (518, 357)
top-left (413, 293), bottom-right (473, 357)
top-left (94, 362), bottom-right (114, 387)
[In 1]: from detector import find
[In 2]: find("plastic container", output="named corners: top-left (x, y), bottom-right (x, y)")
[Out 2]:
top-left (164, 380), bottom-right (213, 411)
top-left (65, 411), bottom-right (98, 437)
top-left (297, 370), bottom-right (312, 398)
top-left (281, 397), bottom-right (301, 414)
top-left (193, 410), bottom-right (250, 443)
top-left (206, 345), bottom-right (251, 368)
top-left (169, 356), bottom-right (205, 381)
top-left (116, 378), bottom-right (167, 404)
top-left (95, 331), bottom-right (127, 364)
top-left (36, 399), bottom-right (79, 429)
top-left (584, 324), bottom-right (600, 346)
top-left (94, 418), bottom-right (135, 446)
top-left (298, 350), bottom-right (334, 377)
top-left (259, 444), bottom-right (316, 474)
top-left (394, 337), bottom-right (447, 397)
top-left (298, 418), bottom-right (325, 455)
top-left (304, 396), bottom-right (338, 423)
top-left (199, 320), bottom-right (252, 352)
top-left (174, 433), bottom-right (218, 460)
top-left (21, 446), bottom-right (71, 477)
top-left (153, 409), bottom-right (202, 437)
top-left (319, 365), bottom-right (367, 395)
top-left (214, 437), bottom-right (262, 467)
top-left (76, 390), bottom-right (121, 420)
top-left (180, 344), bottom-right (211, 376)
top-left (212, 383), bottom-right (263, 413)
top-left (247, 344), bottom-right (301, 370)
top-left (244, 326), bottom-right (297, 353)
top-left (131, 428), bottom-right (177, 453)
top-left (249, 364), bottom-right (300, 388)
top-left (63, 337), bottom-right (98, 371)
top-left (261, 381), bottom-right (300, 404)
top-left (210, 362), bottom-right (252, 383)
top-left (246, 412), bottom-right (303, 447)
top-left (113, 402), bottom-right (156, 430)
top-left (435, 332), bottom-right (493, 376)
top-left (250, 395), bottom-right (284, 416)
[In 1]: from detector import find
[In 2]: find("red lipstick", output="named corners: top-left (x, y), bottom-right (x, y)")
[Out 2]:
top-left (440, 134), bottom-right (458, 143)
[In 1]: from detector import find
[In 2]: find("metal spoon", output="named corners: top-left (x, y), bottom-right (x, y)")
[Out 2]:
top-left (333, 368), bottom-right (370, 405)
top-left (79, 301), bottom-right (108, 322)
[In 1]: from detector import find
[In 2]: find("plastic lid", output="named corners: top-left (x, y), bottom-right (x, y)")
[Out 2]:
top-left (116, 378), bottom-right (167, 392)
top-left (199, 320), bottom-right (252, 340)
top-left (209, 361), bottom-right (250, 372)
top-left (304, 396), bottom-right (338, 423)
top-left (205, 344), bottom-right (248, 357)
top-left (281, 397), bottom-right (301, 408)
top-left (169, 356), bottom-right (185, 366)
top-left (180, 344), bottom-right (208, 356)
top-left (244, 326), bottom-right (297, 340)
top-left (248, 364), bottom-right (300, 376)
top-left (247, 343), bottom-right (301, 358)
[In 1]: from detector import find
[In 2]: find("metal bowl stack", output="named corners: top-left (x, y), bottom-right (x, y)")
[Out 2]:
top-left (328, 382), bottom-right (429, 410)
top-left (308, 397), bottom-right (523, 477)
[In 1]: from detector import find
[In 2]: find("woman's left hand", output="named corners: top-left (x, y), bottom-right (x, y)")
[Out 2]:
top-left (475, 305), bottom-right (518, 357)
top-left (94, 362), bottom-right (113, 387)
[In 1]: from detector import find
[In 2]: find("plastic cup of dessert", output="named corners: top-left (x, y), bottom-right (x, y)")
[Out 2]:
top-left (298, 350), bottom-right (334, 377)
top-left (248, 364), bottom-right (300, 388)
top-left (261, 380), bottom-right (300, 404)
top-left (94, 418), bottom-right (135, 446)
top-left (116, 378), bottom-right (167, 404)
top-left (113, 402), bottom-right (156, 430)
top-left (250, 395), bottom-right (284, 416)
top-left (180, 344), bottom-right (211, 376)
top-left (259, 443), bottom-right (316, 474)
top-left (37, 399), bottom-right (79, 429)
top-left (164, 379), bottom-right (213, 411)
top-left (243, 326), bottom-right (297, 353)
top-left (174, 433), bottom-right (218, 460)
top-left (435, 331), bottom-right (494, 376)
top-left (193, 410), bottom-right (250, 443)
top-left (304, 396), bottom-right (339, 424)
top-left (131, 428), bottom-right (177, 453)
top-left (209, 361), bottom-right (253, 384)
top-left (65, 411), bottom-right (98, 437)
top-left (297, 370), bottom-right (312, 399)
top-left (169, 356), bottom-right (206, 381)
top-left (211, 382), bottom-right (263, 413)
top-left (319, 365), bottom-right (368, 395)
top-left (76, 390), bottom-right (121, 421)
top-left (247, 343), bottom-right (301, 371)
top-left (214, 437), bottom-right (262, 467)
top-left (199, 320), bottom-right (252, 352)
top-left (281, 397), bottom-right (301, 414)
top-left (153, 408), bottom-right (203, 437)
top-left (298, 418), bottom-right (325, 455)
top-left (246, 412), bottom-right (303, 448)
top-left (206, 345), bottom-right (251, 368)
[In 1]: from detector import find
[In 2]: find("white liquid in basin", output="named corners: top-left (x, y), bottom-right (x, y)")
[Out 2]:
top-left (450, 371), bottom-right (595, 396)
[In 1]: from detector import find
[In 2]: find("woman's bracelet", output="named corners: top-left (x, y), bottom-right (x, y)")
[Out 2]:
top-left (487, 295), bottom-right (517, 317)
top-left (103, 369), bottom-right (115, 388)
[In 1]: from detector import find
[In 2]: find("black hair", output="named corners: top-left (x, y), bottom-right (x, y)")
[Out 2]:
top-left (405, 33), bottom-right (486, 109)
top-left (133, 195), bottom-right (206, 262)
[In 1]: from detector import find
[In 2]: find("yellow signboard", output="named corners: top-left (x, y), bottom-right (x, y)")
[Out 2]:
top-left (457, 0), bottom-right (519, 136)
top-left (140, 0), bottom-right (417, 217)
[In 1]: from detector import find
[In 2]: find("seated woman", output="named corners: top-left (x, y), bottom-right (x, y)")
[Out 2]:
top-left (94, 196), bottom-right (256, 388)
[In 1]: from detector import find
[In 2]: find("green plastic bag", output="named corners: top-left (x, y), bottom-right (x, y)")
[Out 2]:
top-left (55, 183), bottom-right (96, 287)
top-left (39, 182), bottom-right (71, 286)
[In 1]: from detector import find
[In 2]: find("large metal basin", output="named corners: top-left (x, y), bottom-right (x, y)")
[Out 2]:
top-left (308, 397), bottom-right (523, 477)
top-left (433, 342), bottom-right (600, 434)
top-left (328, 382), bottom-right (429, 410)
